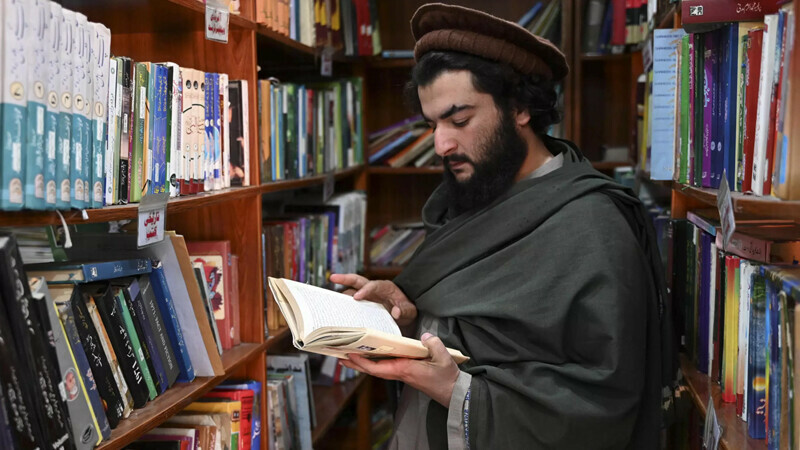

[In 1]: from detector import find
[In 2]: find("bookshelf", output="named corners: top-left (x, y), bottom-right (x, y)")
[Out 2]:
top-left (311, 375), bottom-right (372, 447)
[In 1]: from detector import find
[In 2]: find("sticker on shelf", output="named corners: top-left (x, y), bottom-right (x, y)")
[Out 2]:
top-left (205, 2), bottom-right (230, 44)
top-left (717, 170), bottom-right (735, 251)
top-left (138, 192), bottom-right (169, 248)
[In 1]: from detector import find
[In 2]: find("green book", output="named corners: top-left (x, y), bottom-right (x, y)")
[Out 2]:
top-left (736, 34), bottom-right (750, 192)
top-left (285, 83), bottom-right (297, 180)
top-left (114, 286), bottom-right (157, 400)
top-left (130, 62), bottom-right (149, 203)
top-left (679, 35), bottom-right (690, 184)
top-left (332, 83), bottom-right (343, 170)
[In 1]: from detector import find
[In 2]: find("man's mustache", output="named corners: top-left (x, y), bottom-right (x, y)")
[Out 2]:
top-left (444, 154), bottom-right (471, 165)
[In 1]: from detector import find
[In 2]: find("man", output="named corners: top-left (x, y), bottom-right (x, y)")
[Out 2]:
top-left (331, 4), bottom-right (676, 449)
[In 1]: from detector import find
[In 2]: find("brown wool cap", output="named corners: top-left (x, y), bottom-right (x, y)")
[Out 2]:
top-left (411, 3), bottom-right (569, 82)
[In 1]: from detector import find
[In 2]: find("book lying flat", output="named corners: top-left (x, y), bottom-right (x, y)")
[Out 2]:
top-left (267, 277), bottom-right (469, 364)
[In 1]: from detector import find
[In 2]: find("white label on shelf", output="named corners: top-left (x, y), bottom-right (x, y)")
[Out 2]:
top-left (717, 171), bottom-right (736, 251)
top-left (702, 396), bottom-right (722, 450)
top-left (205, 3), bottom-right (229, 44)
top-left (137, 192), bottom-right (169, 248)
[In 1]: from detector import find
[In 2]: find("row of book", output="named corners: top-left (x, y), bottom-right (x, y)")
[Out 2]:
top-left (0, 0), bottom-right (254, 212)
top-left (369, 223), bottom-right (426, 268)
top-left (255, 0), bottom-right (383, 57)
top-left (644, 4), bottom-right (798, 200)
top-left (582, 0), bottom-right (649, 55)
top-left (517, 1), bottom-right (563, 47)
top-left (123, 380), bottom-right (262, 450)
top-left (257, 78), bottom-right (363, 183)
top-left (671, 209), bottom-right (800, 447)
top-left (263, 192), bottom-right (366, 331)
top-left (368, 119), bottom-right (437, 168)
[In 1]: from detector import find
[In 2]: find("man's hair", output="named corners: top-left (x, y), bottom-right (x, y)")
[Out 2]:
top-left (405, 51), bottom-right (562, 137)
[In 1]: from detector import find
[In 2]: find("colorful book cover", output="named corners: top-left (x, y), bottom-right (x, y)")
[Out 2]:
top-left (130, 62), bottom-right (149, 203)
top-left (184, 400), bottom-right (241, 450)
top-left (1, 0), bottom-right (29, 210)
top-left (152, 64), bottom-right (168, 195)
top-left (27, 258), bottom-right (152, 284)
top-left (738, 260), bottom-right (754, 418)
top-left (735, 23), bottom-right (762, 192)
top-left (179, 67), bottom-right (193, 195)
top-left (752, 15), bottom-right (779, 195)
top-left (164, 63), bottom-right (182, 198)
top-left (217, 380), bottom-right (262, 450)
top-left (748, 273), bottom-right (768, 439)
top-left (722, 255), bottom-right (741, 402)
top-left (765, 269), bottom-right (782, 448)
top-left (204, 72), bottom-right (214, 192)
top-left (742, 27), bottom-right (764, 193)
top-left (220, 73), bottom-right (229, 189)
top-left (701, 30), bottom-right (717, 188)
top-left (187, 241), bottom-right (233, 350)
top-left (113, 286), bottom-right (158, 401)
top-left (23, 0), bottom-right (48, 210)
top-left (192, 70), bottom-right (205, 194)
top-left (90, 23), bottom-right (110, 208)
top-left (721, 24), bottom-right (739, 189)
top-left (211, 73), bottom-right (221, 190)
top-left (70, 13), bottom-right (91, 208)
top-left (693, 34), bottom-right (705, 187)
top-left (228, 80), bottom-right (246, 186)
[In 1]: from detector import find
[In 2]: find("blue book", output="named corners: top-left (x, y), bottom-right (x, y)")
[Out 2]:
top-left (57, 300), bottom-right (112, 439)
top-left (710, 28), bottom-right (723, 189)
top-left (217, 380), bottom-right (263, 450)
top-left (748, 273), bottom-right (768, 439)
top-left (152, 64), bottom-right (168, 195)
top-left (368, 130), bottom-right (420, 165)
top-left (24, 0), bottom-right (49, 210)
top-left (517, 2), bottom-right (543, 28)
top-left (212, 73), bottom-right (221, 188)
top-left (650, 29), bottom-right (686, 180)
top-left (149, 263), bottom-right (195, 383)
top-left (26, 258), bottom-right (153, 284)
top-left (122, 277), bottom-right (169, 394)
top-left (721, 24), bottom-right (739, 189)
top-left (203, 72), bottom-right (214, 191)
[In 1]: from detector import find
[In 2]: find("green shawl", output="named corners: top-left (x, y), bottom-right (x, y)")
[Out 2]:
top-left (394, 137), bottom-right (676, 449)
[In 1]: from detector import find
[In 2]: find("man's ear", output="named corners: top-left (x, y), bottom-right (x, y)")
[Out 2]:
top-left (514, 108), bottom-right (531, 128)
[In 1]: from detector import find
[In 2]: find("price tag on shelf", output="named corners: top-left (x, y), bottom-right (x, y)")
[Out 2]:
top-left (137, 192), bottom-right (169, 248)
top-left (716, 170), bottom-right (736, 251)
top-left (205, 2), bottom-right (229, 44)
top-left (323, 173), bottom-right (335, 202)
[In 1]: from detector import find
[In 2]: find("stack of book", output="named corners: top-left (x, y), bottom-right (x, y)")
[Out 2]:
top-left (125, 380), bottom-right (262, 450)
top-left (262, 192), bottom-right (367, 331)
top-left (369, 223), bottom-right (426, 268)
top-left (0, 0), bottom-right (252, 212)
top-left (257, 78), bottom-right (364, 182)
top-left (256, 0), bottom-right (383, 57)
top-left (367, 117), bottom-right (438, 168)
top-left (644, 1), bottom-right (799, 200)
top-left (670, 209), bottom-right (800, 445)
top-left (267, 354), bottom-right (317, 450)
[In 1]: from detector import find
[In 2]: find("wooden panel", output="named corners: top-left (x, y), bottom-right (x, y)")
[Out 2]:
top-left (96, 342), bottom-right (266, 450)
top-left (364, 65), bottom-right (415, 135)
top-left (673, 183), bottom-right (800, 221)
top-left (680, 355), bottom-right (767, 450)
top-left (366, 173), bottom-right (440, 231)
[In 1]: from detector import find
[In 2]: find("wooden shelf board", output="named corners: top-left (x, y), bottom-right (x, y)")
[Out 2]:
top-left (581, 53), bottom-right (633, 61)
top-left (673, 183), bottom-right (800, 221)
top-left (368, 166), bottom-right (443, 175)
top-left (680, 355), bottom-right (766, 450)
top-left (96, 342), bottom-right (266, 450)
top-left (365, 58), bottom-right (415, 69)
top-left (363, 266), bottom-right (404, 279)
top-left (0, 186), bottom-right (261, 228)
top-left (259, 165), bottom-right (365, 194)
top-left (256, 24), bottom-right (316, 57)
top-left (265, 326), bottom-right (292, 351)
top-left (311, 374), bottom-right (368, 444)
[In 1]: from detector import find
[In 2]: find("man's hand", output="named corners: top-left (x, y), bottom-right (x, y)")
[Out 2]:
top-left (330, 273), bottom-right (417, 326)
top-left (341, 333), bottom-right (460, 407)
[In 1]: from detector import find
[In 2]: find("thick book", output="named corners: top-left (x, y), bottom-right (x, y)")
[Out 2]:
top-left (27, 258), bottom-right (152, 283)
top-left (115, 280), bottom-right (161, 395)
top-left (89, 283), bottom-right (150, 408)
top-left (44, 282), bottom-right (109, 448)
top-left (193, 264), bottom-right (224, 355)
top-left (268, 277), bottom-right (469, 363)
top-left (138, 274), bottom-right (181, 389)
top-left (150, 263), bottom-right (196, 382)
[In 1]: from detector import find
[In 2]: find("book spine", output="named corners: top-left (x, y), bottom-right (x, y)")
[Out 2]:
top-left (40, 284), bottom-right (104, 449)
top-left (114, 287), bottom-right (157, 400)
top-left (736, 31), bottom-right (749, 192)
top-left (152, 64), bottom-right (168, 195)
top-left (43, 3), bottom-right (61, 209)
top-left (766, 274), bottom-right (782, 447)
top-left (130, 62), bottom-right (148, 202)
top-left (90, 23), bottom-right (111, 208)
top-left (139, 275), bottom-right (180, 387)
top-left (194, 70), bottom-right (205, 193)
top-left (70, 13), bottom-right (91, 209)
top-left (105, 58), bottom-right (119, 205)
top-left (118, 58), bottom-right (133, 204)
top-left (212, 73), bottom-right (222, 190)
top-left (70, 288), bottom-right (125, 427)
top-left (57, 301), bottom-right (112, 439)
top-left (204, 72), bottom-right (214, 192)
top-left (722, 255), bottom-right (741, 403)
top-left (150, 265), bottom-right (195, 382)
top-left (0, 0), bottom-right (27, 210)
top-left (180, 67), bottom-right (192, 195)
top-left (24, 0), bottom-right (48, 210)
top-left (763, 13), bottom-right (785, 196)
top-left (167, 64), bottom-right (182, 198)
top-left (748, 273), bottom-right (768, 439)
top-left (752, 15), bottom-right (779, 195)
top-left (126, 278), bottom-right (169, 394)
top-left (93, 285), bottom-right (150, 408)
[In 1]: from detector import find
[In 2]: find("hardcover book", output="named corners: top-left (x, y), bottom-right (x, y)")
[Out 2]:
top-left (23, 0), bottom-right (48, 210)
top-left (187, 241), bottom-right (234, 350)
top-left (89, 22), bottom-right (110, 208)
top-left (43, 1), bottom-right (62, 209)
top-left (1, 0), bottom-right (29, 210)
top-left (138, 274), bottom-right (180, 388)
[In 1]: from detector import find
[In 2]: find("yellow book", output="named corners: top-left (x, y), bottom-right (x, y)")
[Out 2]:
top-left (184, 400), bottom-right (241, 450)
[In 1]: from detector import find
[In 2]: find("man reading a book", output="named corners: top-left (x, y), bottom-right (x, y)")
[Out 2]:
top-left (332, 4), bottom-right (676, 449)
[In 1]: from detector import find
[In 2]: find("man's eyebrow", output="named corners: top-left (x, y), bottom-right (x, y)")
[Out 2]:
top-left (422, 104), bottom-right (474, 123)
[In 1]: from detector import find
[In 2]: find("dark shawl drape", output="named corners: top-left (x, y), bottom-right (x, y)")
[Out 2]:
top-left (394, 137), bottom-right (676, 449)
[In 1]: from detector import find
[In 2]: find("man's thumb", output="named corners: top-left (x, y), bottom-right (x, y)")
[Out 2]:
top-left (421, 333), bottom-right (448, 360)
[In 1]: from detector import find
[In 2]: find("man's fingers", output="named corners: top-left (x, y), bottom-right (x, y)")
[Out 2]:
top-left (421, 333), bottom-right (450, 361)
top-left (330, 273), bottom-right (369, 291)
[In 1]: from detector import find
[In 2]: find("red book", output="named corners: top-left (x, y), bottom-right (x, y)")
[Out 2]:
top-left (187, 241), bottom-right (234, 350)
top-left (611, 0), bottom-right (626, 46)
top-left (205, 389), bottom-right (255, 450)
top-left (231, 254), bottom-right (241, 346)
top-left (682, 0), bottom-right (779, 27)
top-left (742, 28), bottom-right (764, 193)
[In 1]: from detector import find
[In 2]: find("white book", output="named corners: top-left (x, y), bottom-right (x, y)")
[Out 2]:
top-left (240, 79), bottom-right (250, 186)
top-left (220, 73), bottom-right (230, 189)
top-left (69, 12), bottom-right (92, 207)
top-left (707, 243), bottom-right (717, 375)
top-left (43, 1), bottom-right (61, 209)
top-left (24, 0), bottom-right (48, 210)
top-left (738, 260), bottom-right (756, 420)
top-left (164, 62), bottom-right (182, 197)
top-left (105, 57), bottom-right (118, 205)
top-left (751, 14), bottom-right (779, 195)
top-left (1, 0), bottom-right (29, 210)
top-left (196, 70), bottom-right (206, 191)
top-left (89, 22), bottom-right (110, 208)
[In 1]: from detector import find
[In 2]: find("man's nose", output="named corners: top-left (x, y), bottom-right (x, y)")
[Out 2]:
top-left (434, 128), bottom-right (457, 157)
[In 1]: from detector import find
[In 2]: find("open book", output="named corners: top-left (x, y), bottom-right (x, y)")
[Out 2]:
top-left (267, 277), bottom-right (469, 364)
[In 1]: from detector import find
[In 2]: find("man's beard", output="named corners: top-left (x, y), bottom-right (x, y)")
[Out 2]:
top-left (441, 114), bottom-right (528, 216)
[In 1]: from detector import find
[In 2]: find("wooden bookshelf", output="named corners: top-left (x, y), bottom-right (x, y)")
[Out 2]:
top-left (265, 326), bottom-right (292, 351)
top-left (260, 165), bottom-right (366, 195)
top-left (312, 374), bottom-right (370, 445)
top-left (680, 355), bottom-right (766, 450)
top-left (96, 342), bottom-right (266, 450)
top-left (672, 183), bottom-right (800, 221)
top-left (367, 166), bottom-right (443, 175)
